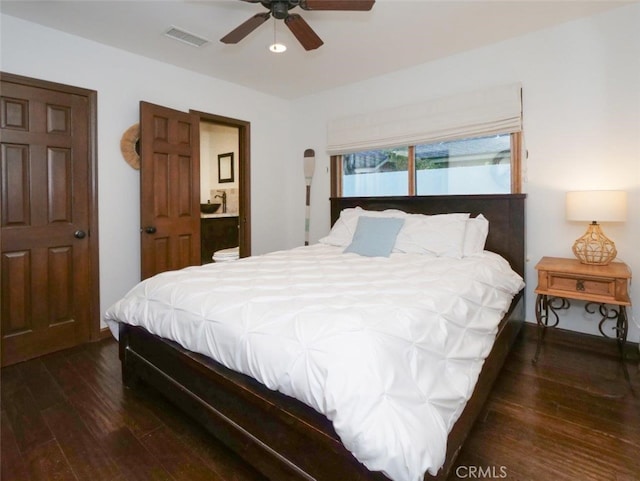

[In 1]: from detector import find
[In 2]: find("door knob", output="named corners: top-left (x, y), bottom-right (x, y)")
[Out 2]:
top-left (144, 226), bottom-right (157, 234)
top-left (74, 230), bottom-right (87, 239)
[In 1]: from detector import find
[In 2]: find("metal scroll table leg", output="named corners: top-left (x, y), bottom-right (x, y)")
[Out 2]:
top-left (617, 306), bottom-right (628, 358)
top-left (614, 307), bottom-right (634, 396)
top-left (533, 294), bottom-right (546, 364)
top-left (588, 303), bottom-right (629, 361)
top-left (533, 294), bottom-right (568, 364)
top-left (587, 303), bottom-right (634, 395)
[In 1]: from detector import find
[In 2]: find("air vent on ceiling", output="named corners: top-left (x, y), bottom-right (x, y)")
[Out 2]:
top-left (165, 26), bottom-right (210, 47)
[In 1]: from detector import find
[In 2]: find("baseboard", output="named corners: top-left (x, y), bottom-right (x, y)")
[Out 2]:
top-left (98, 326), bottom-right (114, 341)
top-left (521, 321), bottom-right (639, 361)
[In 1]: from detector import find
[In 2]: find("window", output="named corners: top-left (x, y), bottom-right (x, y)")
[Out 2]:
top-left (327, 83), bottom-right (524, 197)
top-left (342, 147), bottom-right (409, 197)
top-left (334, 132), bottom-right (522, 197)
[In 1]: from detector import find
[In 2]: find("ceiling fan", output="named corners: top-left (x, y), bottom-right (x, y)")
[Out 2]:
top-left (220, 0), bottom-right (375, 51)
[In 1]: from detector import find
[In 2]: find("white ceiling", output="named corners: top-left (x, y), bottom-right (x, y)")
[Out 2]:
top-left (1, 0), bottom-right (634, 99)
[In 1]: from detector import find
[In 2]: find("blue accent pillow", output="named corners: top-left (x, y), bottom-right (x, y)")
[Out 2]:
top-left (343, 216), bottom-right (405, 257)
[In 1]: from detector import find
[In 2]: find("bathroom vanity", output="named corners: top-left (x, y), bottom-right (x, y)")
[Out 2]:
top-left (200, 214), bottom-right (239, 264)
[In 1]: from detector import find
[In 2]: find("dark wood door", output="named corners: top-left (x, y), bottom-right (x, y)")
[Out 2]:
top-left (140, 101), bottom-right (200, 279)
top-left (1, 76), bottom-right (95, 366)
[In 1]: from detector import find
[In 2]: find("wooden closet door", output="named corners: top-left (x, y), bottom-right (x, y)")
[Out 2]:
top-left (1, 77), bottom-right (95, 366)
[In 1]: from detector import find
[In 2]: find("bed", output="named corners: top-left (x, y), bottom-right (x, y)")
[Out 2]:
top-left (108, 194), bottom-right (526, 481)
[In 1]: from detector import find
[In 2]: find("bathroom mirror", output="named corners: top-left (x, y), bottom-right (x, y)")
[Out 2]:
top-left (200, 123), bottom-right (239, 211)
top-left (218, 152), bottom-right (234, 183)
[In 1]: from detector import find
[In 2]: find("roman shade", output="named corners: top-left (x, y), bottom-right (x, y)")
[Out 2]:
top-left (327, 83), bottom-right (522, 155)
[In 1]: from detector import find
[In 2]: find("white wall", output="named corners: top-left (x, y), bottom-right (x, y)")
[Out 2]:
top-left (290, 3), bottom-right (640, 343)
top-left (1, 14), bottom-right (297, 325)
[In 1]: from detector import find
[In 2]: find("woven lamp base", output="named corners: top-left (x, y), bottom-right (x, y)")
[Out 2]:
top-left (572, 222), bottom-right (617, 265)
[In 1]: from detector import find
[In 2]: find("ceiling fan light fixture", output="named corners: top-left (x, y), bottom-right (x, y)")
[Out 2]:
top-left (269, 42), bottom-right (287, 53)
top-left (269, 17), bottom-right (286, 53)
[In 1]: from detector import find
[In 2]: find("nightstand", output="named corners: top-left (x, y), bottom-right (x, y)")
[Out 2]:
top-left (533, 256), bottom-right (632, 363)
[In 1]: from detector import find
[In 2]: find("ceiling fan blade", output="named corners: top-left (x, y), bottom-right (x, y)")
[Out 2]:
top-left (285, 14), bottom-right (324, 51)
top-left (220, 12), bottom-right (270, 44)
top-left (300, 0), bottom-right (375, 11)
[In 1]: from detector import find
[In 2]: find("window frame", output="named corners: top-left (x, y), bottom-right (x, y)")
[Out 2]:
top-left (331, 132), bottom-right (523, 197)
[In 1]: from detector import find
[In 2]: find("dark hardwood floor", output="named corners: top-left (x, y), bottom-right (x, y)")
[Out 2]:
top-left (2, 324), bottom-right (638, 481)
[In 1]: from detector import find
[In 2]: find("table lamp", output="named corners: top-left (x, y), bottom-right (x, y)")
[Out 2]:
top-left (566, 190), bottom-right (627, 265)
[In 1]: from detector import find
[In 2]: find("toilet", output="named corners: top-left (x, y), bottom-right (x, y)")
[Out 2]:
top-left (212, 246), bottom-right (239, 263)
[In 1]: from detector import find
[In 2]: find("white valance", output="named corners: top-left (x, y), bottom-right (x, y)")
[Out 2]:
top-left (327, 83), bottom-right (522, 155)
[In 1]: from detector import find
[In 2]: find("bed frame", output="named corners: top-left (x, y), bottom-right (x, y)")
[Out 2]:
top-left (119, 194), bottom-right (526, 481)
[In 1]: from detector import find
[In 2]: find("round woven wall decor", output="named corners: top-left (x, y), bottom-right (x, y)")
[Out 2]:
top-left (120, 123), bottom-right (140, 170)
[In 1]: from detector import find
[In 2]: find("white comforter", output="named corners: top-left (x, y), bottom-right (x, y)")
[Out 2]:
top-left (104, 244), bottom-right (524, 481)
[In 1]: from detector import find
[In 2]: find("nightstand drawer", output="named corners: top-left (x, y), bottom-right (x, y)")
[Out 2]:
top-left (547, 273), bottom-right (614, 298)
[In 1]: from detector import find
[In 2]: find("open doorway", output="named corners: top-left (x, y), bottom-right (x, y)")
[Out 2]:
top-left (192, 111), bottom-right (251, 263)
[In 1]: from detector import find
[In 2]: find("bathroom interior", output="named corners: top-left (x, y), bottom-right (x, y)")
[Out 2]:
top-left (200, 121), bottom-right (240, 263)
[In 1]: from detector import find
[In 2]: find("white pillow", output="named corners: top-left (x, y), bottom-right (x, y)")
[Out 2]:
top-left (319, 207), bottom-right (408, 247)
top-left (393, 212), bottom-right (470, 258)
top-left (320, 207), bottom-right (472, 258)
top-left (463, 214), bottom-right (489, 256)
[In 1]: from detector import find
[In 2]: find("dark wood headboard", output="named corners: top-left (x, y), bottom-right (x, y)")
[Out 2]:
top-left (330, 194), bottom-right (526, 278)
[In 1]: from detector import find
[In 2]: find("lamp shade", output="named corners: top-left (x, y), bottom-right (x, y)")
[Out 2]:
top-left (566, 190), bottom-right (627, 223)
